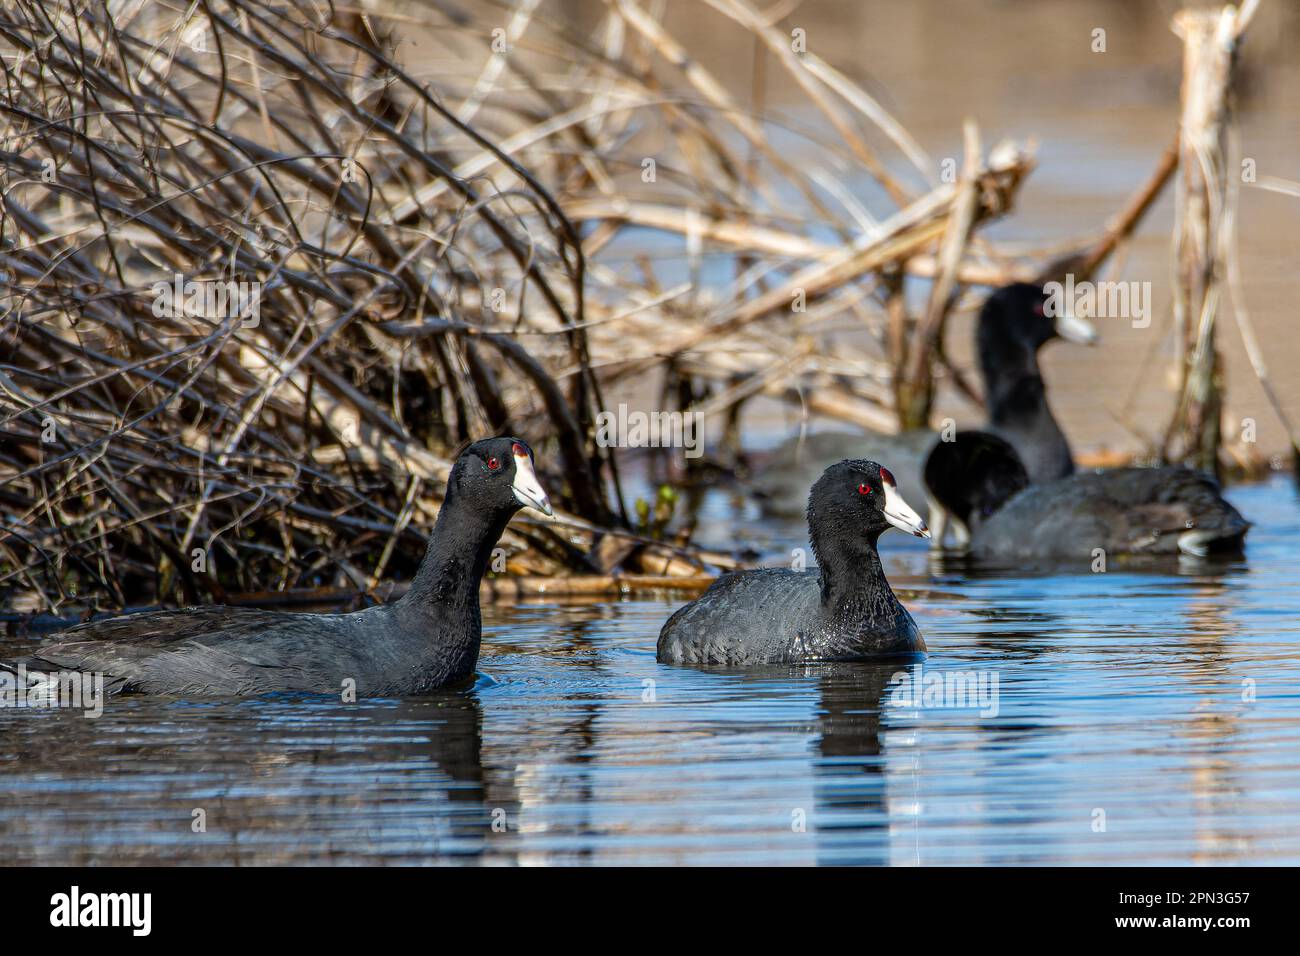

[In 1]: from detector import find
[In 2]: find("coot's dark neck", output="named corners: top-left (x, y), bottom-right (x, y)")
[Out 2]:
top-left (812, 530), bottom-right (899, 616)
top-left (979, 333), bottom-right (1073, 481)
top-left (979, 331), bottom-right (1042, 419)
top-left (400, 489), bottom-right (513, 614)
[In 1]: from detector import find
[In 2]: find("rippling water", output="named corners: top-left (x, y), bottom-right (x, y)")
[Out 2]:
top-left (2, 477), bottom-right (1297, 865)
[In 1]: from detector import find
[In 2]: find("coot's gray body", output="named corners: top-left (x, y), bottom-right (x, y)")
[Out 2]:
top-left (658, 460), bottom-right (930, 666)
top-left (11, 602), bottom-right (454, 697)
top-left (968, 466), bottom-right (1250, 561)
top-left (657, 565), bottom-right (922, 665)
top-left (924, 432), bottom-right (1250, 562)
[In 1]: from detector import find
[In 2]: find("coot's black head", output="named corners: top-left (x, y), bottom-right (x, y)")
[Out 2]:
top-left (979, 282), bottom-right (1098, 354)
top-left (923, 430), bottom-right (1029, 527)
top-left (807, 459), bottom-right (930, 545)
top-left (448, 436), bottom-right (553, 517)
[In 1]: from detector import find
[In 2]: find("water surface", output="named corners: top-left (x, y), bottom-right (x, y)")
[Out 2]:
top-left (3, 477), bottom-right (1297, 865)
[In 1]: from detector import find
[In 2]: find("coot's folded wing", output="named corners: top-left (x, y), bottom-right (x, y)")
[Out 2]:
top-left (37, 606), bottom-right (287, 647)
top-left (657, 569), bottom-right (821, 665)
top-left (14, 606), bottom-right (330, 696)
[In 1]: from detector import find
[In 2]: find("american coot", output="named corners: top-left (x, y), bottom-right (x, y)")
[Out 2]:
top-left (749, 282), bottom-right (1097, 519)
top-left (658, 460), bottom-right (930, 665)
top-left (1, 437), bottom-right (553, 698)
top-left (924, 432), bottom-right (1250, 561)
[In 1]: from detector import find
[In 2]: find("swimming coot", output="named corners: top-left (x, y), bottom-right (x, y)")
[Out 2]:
top-left (1, 437), bottom-right (553, 697)
top-left (748, 282), bottom-right (1097, 519)
top-left (924, 431), bottom-right (1250, 561)
top-left (658, 460), bottom-right (930, 665)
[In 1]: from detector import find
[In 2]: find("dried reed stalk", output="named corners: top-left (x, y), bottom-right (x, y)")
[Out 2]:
top-left (1163, 0), bottom-right (1258, 474)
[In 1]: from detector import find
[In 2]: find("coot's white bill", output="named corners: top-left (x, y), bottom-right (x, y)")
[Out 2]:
top-left (511, 443), bottom-right (553, 515)
top-left (882, 476), bottom-right (930, 538)
top-left (1054, 308), bottom-right (1099, 346)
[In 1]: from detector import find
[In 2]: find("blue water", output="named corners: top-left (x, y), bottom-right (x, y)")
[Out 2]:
top-left (2, 477), bottom-right (1297, 864)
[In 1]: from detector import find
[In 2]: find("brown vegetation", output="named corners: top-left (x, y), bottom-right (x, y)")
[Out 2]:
top-left (0, 0), bottom-right (1269, 614)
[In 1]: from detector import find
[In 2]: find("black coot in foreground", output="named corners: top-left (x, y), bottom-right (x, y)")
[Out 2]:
top-left (924, 432), bottom-right (1250, 561)
top-left (749, 283), bottom-right (1097, 519)
top-left (658, 460), bottom-right (930, 666)
top-left (1, 437), bottom-right (552, 697)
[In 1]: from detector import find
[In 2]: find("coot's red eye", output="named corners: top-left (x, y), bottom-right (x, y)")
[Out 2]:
top-left (487, 456), bottom-right (501, 471)
top-left (858, 483), bottom-right (870, 495)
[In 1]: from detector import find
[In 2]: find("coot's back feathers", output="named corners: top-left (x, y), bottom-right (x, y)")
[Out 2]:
top-left (973, 466), bottom-right (1249, 560)
top-left (19, 604), bottom-right (400, 697)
